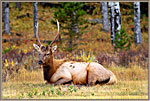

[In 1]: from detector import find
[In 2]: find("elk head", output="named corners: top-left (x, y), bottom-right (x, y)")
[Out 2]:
top-left (33, 20), bottom-right (59, 65)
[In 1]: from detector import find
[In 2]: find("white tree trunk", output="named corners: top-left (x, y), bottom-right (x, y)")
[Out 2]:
top-left (108, 2), bottom-right (121, 45)
top-left (114, 2), bottom-right (121, 35)
top-left (101, 2), bottom-right (109, 32)
top-left (33, 2), bottom-right (38, 37)
top-left (108, 2), bottom-right (115, 44)
top-left (134, 2), bottom-right (142, 44)
top-left (4, 2), bottom-right (10, 34)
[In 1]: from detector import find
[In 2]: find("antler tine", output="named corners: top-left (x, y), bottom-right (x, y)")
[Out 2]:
top-left (49, 19), bottom-right (60, 46)
top-left (36, 23), bottom-right (42, 46)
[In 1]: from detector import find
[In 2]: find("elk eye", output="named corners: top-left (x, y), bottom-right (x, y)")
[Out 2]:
top-left (46, 53), bottom-right (50, 55)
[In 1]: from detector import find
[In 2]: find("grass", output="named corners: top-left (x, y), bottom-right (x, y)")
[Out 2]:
top-left (2, 81), bottom-right (148, 99)
top-left (2, 65), bottom-right (148, 99)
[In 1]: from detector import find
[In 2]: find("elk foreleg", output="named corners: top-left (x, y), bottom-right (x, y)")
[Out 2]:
top-left (54, 78), bottom-right (72, 85)
top-left (50, 69), bottom-right (72, 85)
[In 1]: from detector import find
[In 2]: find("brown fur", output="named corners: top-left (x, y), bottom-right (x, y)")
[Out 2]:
top-left (43, 58), bottom-right (67, 83)
top-left (34, 45), bottom-right (117, 85)
top-left (49, 61), bottom-right (87, 85)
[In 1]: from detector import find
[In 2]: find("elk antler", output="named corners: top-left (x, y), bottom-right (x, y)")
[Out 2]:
top-left (49, 19), bottom-right (60, 46)
top-left (36, 23), bottom-right (42, 46)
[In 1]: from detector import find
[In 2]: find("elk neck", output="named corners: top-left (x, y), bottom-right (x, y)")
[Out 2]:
top-left (43, 55), bottom-right (56, 82)
top-left (43, 55), bottom-right (65, 83)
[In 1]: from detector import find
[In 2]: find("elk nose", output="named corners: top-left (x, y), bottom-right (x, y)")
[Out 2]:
top-left (38, 60), bottom-right (43, 65)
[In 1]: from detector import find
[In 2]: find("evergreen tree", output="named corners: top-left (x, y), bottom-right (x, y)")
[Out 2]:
top-left (52, 2), bottom-right (88, 52)
top-left (114, 26), bottom-right (131, 51)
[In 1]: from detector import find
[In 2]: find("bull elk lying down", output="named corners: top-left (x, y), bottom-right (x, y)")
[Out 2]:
top-left (33, 20), bottom-right (117, 85)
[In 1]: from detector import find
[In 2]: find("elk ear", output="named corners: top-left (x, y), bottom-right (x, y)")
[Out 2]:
top-left (52, 45), bottom-right (57, 53)
top-left (33, 43), bottom-right (40, 51)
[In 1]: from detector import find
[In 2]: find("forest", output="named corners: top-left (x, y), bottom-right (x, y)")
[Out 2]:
top-left (2, 2), bottom-right (148, 99)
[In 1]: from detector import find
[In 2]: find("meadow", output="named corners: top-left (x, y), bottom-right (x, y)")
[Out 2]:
top-left (2, 2), bottom-right (148, 99)
top-left (2, 65), bottom-right (148, 99)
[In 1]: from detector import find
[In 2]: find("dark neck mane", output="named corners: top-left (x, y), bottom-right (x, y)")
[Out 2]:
top-left (43, 65), bottom-right (51, 82)
top-left (43, 56), bottom-right (55, 83)
top-left (42, 57), bottom-right (67, 83)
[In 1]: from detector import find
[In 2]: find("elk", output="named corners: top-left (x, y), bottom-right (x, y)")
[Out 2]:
top-left (33, 20), bottom-right (117, 85)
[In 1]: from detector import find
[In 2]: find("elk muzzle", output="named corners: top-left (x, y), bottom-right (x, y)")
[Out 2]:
top-left (38, 60), bottom-right (43, 65)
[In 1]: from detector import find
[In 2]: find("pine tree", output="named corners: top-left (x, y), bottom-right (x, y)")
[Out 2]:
top-left (52, 3), bottom-right (88, 52)
top-left (114, 26), bottom-right (131, 51)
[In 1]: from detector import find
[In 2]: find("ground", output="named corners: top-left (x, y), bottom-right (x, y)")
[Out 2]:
top-left (2, 81), bottom-right (148, 99)
top-left (2, 65), bottom-right (148, 99)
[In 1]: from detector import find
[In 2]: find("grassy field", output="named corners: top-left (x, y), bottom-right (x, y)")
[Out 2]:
top-left (2, 81), bottom-right (148, 99)
top-left (2, 2), bottom-right (148, 99)
top-left (2, 65), bottom-right (148, 99)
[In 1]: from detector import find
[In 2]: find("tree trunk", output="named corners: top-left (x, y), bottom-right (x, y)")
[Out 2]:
top-left (4, 2), bottom-right (10, 34)
top-left (33, 2), bottom-right (38, 38)
top-left (108, 2), bottom-right (121, 45)
top-left (68, 11), bottom-right (80, 52)
top-left (101, 2), bottom-right (109, 32)
top-left (72, 12), bottom-right (79, 37)
top-left (114, 2), bottom-right (121, 35)
top-left (69, 34), bottom-right (73, 52)
top-left (134, 2), bottom-right (142, 44)
top-left (16, 2), bottom-right (21, 11)
top-left (2, 3), bottom-right (5, 22)
top-left (108, 2), bottom-right (115, 45)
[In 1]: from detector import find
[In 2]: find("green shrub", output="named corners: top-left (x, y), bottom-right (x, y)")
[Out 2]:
top-left (71, 50), bottom-right (95, 62)
top-left (2, 47), bottom-right (11, 54)
top-left (114, 26), bottom-right (131, 52)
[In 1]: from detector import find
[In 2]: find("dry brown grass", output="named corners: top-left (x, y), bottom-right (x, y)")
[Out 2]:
top-left (2, 65), bottom-right (148, 99)
top-left (109, 64), bottom-right (148, 81)
top-left (10, 68), bottom-right (44, 83)
top-left (8, 64), bottom-right (148, 83)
